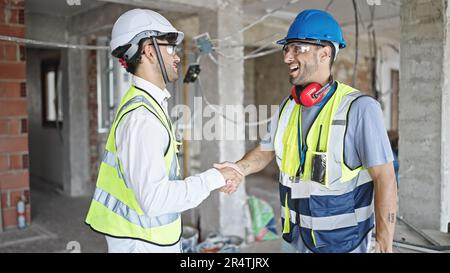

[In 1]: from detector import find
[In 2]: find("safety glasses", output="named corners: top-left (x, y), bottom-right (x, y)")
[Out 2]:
top-left (144, 43), bottom-right (181, 56)
top-left (163, 44), bottom-right (181, 56)
top-left (282, 41), bottom-right (325, 56)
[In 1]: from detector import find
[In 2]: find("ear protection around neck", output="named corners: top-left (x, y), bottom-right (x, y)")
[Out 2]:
top-left (291, 79), bottom-right (334, 107)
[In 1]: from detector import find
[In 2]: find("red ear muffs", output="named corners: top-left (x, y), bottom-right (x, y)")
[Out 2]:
top-left (291, 85), bottom-right (300, 104)
top-left (291, 83), bottom-right (324, 107)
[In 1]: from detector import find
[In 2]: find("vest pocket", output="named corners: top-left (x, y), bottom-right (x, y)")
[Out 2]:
top-left (310, 151), bottom-right (327, 185)
top-left (304, 151), bottom-right (328, 186)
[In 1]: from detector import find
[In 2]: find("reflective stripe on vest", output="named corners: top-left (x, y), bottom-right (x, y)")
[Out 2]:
top-left (93, 187), bottom-right (178, 228)
top-left (278, 170), bottom-right (372, 198)
top-left (116, 95), bottom-right (171, 133)
top-left (102, 150), bottom-right (131, 188)
top-left (274, 81), bottom-right (375, 252)
top-left (281, 203), bottom-right (373, 230)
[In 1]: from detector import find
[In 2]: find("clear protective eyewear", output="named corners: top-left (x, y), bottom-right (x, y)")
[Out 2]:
top-left (162, 44), bottom-right (181, 56)
top-left (158, 43), bottom-right (180, 56)
top-left (282, 41), bottom-right (325, 56)
top-left (144, 43), bottom-right (181, 56)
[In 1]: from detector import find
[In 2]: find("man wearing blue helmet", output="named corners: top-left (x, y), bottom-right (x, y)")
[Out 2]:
top-left (216, 9), bottom-right (397, 253)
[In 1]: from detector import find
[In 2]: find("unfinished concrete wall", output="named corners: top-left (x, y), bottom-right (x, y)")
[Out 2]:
top-left (443, 0), bottom-right (450, 233)
top-left (25, 9), bottom-right (92, 196)
top-left (62, 36), bottom-right (91, 196)
top-left (26, 48), bottom-right (65, 192)
top-left (243, 52), bottom-right (257, 152)
top-left (196, 0), bottom-right (247, 240)
top-left (25, 13), bottom-right (68, 192)
top-left (399, 0), bottom-right (450, 232)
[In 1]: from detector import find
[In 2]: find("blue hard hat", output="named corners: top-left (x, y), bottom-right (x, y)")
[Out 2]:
top-left (277, 9), bottom-right (346, 49)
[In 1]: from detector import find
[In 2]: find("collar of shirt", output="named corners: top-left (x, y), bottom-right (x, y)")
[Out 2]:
top-left (132, 75), bottom-right (171, 111)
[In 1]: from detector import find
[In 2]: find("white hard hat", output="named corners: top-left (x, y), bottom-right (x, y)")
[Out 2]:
top-left (110, 9), bottom-right (184, 59)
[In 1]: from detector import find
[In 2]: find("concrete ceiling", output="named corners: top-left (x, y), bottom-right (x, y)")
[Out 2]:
top-left (25, 0), bottom-right (400, 43)
top-left (25, 0), bottom-right (106, 17)
top-left (243, 0), bottom-right (400, 25)
top-left (242, 0), bottom-right (400, 42)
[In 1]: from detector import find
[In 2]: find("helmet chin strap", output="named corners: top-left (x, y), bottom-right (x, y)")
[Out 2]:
top-left (151, 36), bottom-right (170, 85)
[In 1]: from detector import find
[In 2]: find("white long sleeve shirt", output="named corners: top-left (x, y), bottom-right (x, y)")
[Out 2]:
top-left (106, 76), bottom-right (225, 253)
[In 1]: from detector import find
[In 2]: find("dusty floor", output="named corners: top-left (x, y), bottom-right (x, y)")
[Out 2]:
top-left (0, 173), bottom-right (449, 253)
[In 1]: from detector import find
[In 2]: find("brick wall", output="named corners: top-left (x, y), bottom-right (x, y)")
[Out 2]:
top-left (0, 0), bottom-right (30, 230)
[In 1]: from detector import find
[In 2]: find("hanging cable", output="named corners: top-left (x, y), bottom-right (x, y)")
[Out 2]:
top-left (210, 0), bottom-right (299, 44)
top-left (0, 35), bottom-right (109, 50)
top-left (247, 42), bottom-right (277, 56)
top-left (212, 32), bottom-right (283, 50)
top-left (214, 43), bottom-right (280, 62)
top-left (325, 0), bottom-right (335, 11)
top-left (243, 48), bottom-right (280, 60)
top-left (351, 0), bottom-right (359, 87)
top-left (369, 5), bottom-right (379, 101)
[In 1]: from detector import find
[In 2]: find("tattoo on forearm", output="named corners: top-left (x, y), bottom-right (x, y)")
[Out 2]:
top-left (388, 213), bottom-right (396, 224)
top-left (240, 162), bottom-right (249, 172)
top-left (252, 154), bottom-right (262, 167)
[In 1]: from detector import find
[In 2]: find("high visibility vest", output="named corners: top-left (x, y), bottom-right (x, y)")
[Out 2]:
top-left (274, 81), bottom-right (375, 253)
top-left (85, 86), bottom-right (182, 246)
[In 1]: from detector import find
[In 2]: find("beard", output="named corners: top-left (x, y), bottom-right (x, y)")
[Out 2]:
top-left (289, 58), bottom-right (319, 86)
top-left (156, 61), bottom-right (179, 83)
top-left (166, 62), bottom-right (179, 82)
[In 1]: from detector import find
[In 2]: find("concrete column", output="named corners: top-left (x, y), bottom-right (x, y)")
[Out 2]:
top-left (399, 0), bottom-right (450, 232)
top-left (196, 0), bottom-right (248, 239)
top-left (62, 36), bottom-right (91, 197)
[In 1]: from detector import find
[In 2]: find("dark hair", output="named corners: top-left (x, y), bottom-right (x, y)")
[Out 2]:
top-left (113, 33), bottom-right (179, 74)
top-left (124, 38), bottom-right (150, 74)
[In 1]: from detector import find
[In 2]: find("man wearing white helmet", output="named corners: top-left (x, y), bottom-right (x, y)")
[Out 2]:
top-left (85, 9), bottom-right (242, 253)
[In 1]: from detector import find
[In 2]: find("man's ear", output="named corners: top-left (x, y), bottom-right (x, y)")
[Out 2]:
top-left (142, 42), bottom-right (156, 64)
top-left (319, 46), bottom-right (332, 64)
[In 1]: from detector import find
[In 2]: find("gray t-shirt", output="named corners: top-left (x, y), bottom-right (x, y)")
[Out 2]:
top-left (260, 92), bottom-right (394, 169)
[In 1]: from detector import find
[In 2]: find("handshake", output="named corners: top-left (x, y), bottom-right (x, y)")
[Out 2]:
top-left (214, 162), bottom-right (245, 194)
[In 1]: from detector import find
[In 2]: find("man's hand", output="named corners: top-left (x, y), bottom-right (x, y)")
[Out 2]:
top-left (213, 145), bottom-right (274, 194)
top-left (214, 162), bottom-right (244, 176)
top-left (373, 240), bottom-right (392, 253)
top-left (215, 166), bottom-right (244, 194)
top-left (214, 162), bottom-right (245, 194)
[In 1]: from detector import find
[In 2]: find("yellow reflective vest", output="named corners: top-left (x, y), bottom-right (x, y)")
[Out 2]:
top-left (274, 81), bottom-right (375, 253)
top-left (85, 86), bottom-right (182, 246)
